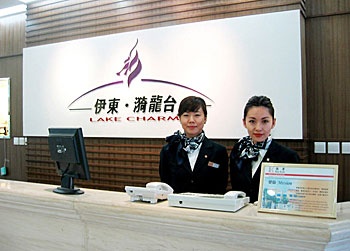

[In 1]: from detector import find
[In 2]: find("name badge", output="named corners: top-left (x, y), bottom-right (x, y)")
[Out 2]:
top-left (208, 161), bottom-right (220, 168)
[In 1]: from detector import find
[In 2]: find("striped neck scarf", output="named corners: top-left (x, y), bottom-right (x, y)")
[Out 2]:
top-left (238, 136), bottom-right (271, 160)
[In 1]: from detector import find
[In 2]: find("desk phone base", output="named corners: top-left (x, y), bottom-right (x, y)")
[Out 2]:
top-left (168, 192), bottom-right (250, 212)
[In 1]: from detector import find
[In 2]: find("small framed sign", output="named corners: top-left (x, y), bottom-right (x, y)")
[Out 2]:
top-left (258, 163), bottom-right (338, 218)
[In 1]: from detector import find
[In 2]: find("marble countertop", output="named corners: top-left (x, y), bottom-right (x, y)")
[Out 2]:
top-left (1, 179), bottom-right (349, 251)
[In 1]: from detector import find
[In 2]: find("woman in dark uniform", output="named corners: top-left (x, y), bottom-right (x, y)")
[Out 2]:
top-left (230, 95), bottom-right (300, 203)
top-left (159, 96), bottom-right (228, 194)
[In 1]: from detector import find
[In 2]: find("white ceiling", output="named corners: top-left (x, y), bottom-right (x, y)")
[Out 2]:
top-left (0, 0), bottom-right (26, 9)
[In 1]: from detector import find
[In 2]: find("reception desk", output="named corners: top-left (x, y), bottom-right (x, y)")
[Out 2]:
top-left (0, 180), bottom-right (349, 251)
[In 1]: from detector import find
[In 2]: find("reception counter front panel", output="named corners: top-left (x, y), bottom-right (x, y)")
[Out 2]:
top-left (0, 180), bottom-right (349, 250)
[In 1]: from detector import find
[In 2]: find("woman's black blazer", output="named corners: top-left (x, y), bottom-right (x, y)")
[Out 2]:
top-left (230, 139), bottom-right (300, 202)
top-left (160, 137), bottom-right (228, 194)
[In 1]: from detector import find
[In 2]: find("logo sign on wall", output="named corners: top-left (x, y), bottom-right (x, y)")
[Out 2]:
top-left (23, 10), bottom-right (303, 139)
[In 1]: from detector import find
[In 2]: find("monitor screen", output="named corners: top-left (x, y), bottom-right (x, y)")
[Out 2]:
top-left (48, 127), bottom-right (90, 194)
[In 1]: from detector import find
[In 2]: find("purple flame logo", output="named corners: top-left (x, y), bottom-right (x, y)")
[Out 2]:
top-left (68, 39), bottom-right (213, 109)
top-left (116, 39), bottom-right (142, 87)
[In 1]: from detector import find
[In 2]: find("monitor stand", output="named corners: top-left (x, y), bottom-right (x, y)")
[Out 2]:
top-left (53, 175), bottom-right (84, 195)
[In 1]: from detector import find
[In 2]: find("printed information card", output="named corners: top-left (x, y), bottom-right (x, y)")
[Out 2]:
top-left (258, 163), bottom-right (338, 218)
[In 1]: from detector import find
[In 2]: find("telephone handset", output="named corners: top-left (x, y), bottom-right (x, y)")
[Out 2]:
top-left (125, 182), bottom-right (174, 204)
top-left (145, 182), bottom-right (173, 193)
top-left (223, 191), bottom-right (246, 200)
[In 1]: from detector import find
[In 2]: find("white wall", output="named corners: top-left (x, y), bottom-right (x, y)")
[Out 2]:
top-left (23, 10), bottom-right (303, 139)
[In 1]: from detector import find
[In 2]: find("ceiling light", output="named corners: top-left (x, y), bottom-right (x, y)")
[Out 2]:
top-left (19, 0), bottom-right (39, 3)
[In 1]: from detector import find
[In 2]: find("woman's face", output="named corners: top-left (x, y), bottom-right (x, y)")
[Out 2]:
top-left (243, 106), bottom-right (276, 144)
top-left (180, 107), bottom-right (207, 138)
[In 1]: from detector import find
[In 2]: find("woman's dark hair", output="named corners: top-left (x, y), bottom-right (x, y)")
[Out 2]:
top-left (243, 95), bottom-right (274, 119)
top-left (178, 96), bottom-right (207, 117)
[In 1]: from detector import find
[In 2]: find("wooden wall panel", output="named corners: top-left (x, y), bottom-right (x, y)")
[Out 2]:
top-left (305, 1), bottom-right (350, 201)
top-left (25, 137), bottom-right (307, 192)
top-left (0, 56), bottom-right (26, 181)
top-left (306, 14), bottom-right (350, 140)
top-left (0, 15), bottom-right (25, 57)
top-left (306, 0), bottom-right (350, 17)
top-left (0, 14), bottom-right (26, 181)
top-left (25, 0), bottom-right (306, 46)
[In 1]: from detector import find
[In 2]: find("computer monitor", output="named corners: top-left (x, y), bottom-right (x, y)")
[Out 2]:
top-left (48, 127), bottom-right (90, 194)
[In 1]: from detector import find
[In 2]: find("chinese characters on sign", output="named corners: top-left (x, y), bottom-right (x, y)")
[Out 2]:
top-left (90, 95), bottom-right (179, 123)
top-left (94, 95), bottom-right (177, 114)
